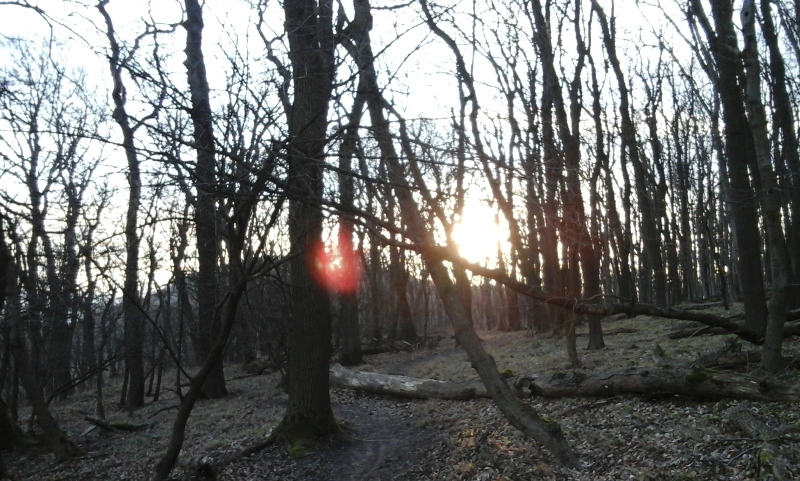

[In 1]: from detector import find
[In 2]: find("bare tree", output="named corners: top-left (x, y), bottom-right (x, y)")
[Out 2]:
top-left (740, 0), bottom-right (790, 371)
top-left (687, 0), bottom-right (769, 336)
top-left (335, 91), bottom-right (366, 366)
top-left (183, 0), bottom-right (227, 398)
top-left (757, 0), bottom-right (800, 282)
top-left (0, 39), bottom-right (106, 457)
top-left (97, 0), bottom-right (156, 408)
top-left (275, 0), bottom-right (340, 448)
top-left (591, 0), bottom-right (667, 307)
top-left (340, 0), bottom-right (578, 466)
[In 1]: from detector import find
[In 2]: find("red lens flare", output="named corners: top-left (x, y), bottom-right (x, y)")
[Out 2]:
top-left (311, 237), bottom-right (361, 294)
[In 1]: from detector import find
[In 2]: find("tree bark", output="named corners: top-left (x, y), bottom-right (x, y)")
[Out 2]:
top-left (690, 0), bottom-right (769, 336)
top-left (740, 0), bottom-right (790, 371)
top-left (278, 0), bottom-right (339, 449)
top-left (330, 364), bottom-right (474, 400)
top-left (183, 0), bottom-right (226, 398)
top-left (344, 0), bottom-right (578, 466)
top-left (98, 0), bottom-right (145, 408)
top-left (514, 367), bottom-right (799, 402)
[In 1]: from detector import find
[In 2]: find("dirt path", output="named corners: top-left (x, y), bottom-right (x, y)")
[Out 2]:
top-left (219, 391), bottom-right (443, 481)
top-left (215, 348), bottom-right (455, 481)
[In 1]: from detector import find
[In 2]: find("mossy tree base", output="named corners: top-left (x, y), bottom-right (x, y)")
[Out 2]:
top-left (274, 410), bottom-right (342, 458)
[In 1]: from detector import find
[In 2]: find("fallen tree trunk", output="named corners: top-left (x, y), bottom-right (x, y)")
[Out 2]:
top-left (432, 247), bottom-right (800, 344)
top-left (332, 363), bottom-right (799, 403)
top-left (512, 368), bottom-right (800, 402)
top-left (330, 364), bottom-right (475, 400)
top-left (669, 325), bottom-right (734, 339)
top-left (725, 405), bottom-right (793, 480)
top-left (84, 416), bottom-right (148, 432)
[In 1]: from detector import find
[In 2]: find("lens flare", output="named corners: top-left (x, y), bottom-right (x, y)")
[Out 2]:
top-left (311, 239), bottom-right (361, 294)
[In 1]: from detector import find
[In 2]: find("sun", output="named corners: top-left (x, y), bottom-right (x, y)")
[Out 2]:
top-left (450, 201), bottom-right (507, 265)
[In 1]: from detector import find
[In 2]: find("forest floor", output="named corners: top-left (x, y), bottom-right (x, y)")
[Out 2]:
top-left (5, 305), bottom-right (800, 481)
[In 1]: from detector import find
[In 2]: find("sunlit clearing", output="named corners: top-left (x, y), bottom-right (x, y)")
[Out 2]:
top-left (451, 202), bottom-right (507, 265)
top-left (311, 240), bottom-right (361, 294)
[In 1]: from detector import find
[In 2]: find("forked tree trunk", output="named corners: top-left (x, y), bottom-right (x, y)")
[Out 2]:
top-left (690, 0), bottom-right (769, 336)
top-left (151, 280), bottom-right (247, 481)
top-left (97, 0), bottom-right (145, 408)
top-left (740, 0), bottom-right (790, 371)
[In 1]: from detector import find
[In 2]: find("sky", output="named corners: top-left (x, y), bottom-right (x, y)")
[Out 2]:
top-left (0, 0), bottom-right (685, 270)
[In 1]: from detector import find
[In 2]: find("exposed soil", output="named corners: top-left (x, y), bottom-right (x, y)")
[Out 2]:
top-left (4, 310), bottom-right (800, 480)
top-left (220, 392), bottom-right (441, 481)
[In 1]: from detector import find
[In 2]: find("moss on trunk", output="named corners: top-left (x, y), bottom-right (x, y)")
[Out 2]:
top-left (276, 410), bottom-right (341, 458)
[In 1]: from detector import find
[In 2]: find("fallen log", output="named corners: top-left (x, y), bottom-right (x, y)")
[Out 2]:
top-left (434, 248), bottom-right (800, 343)
top-left (329, 364), bottom-right (475, 400)
top-left (84, 416), bottom-right (149, 432)
top-left (331, 364), bottom-right (798, 404)
top-left (669, 325), bottom-right (734, 339)
top-left (725, 405), bottom-right (793, 481)
top-left (513, 368), bottom-right (800, 402)
top-left (359, 345), bottom-right (394, 356)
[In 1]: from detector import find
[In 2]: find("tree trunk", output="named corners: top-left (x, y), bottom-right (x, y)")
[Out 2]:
top-left (278, 0), bottom-right (339, 449)
top-left (151, 275), bottom-right (248, 481)
top-left (347, 0), bottom-right (578, 466)
top-left (592, 0), bottom-right (666, 306)
top-left (337, 227), bottom-right (362, 365)
top-left (588, 58), bottom-right (635, 304)
top-left (514, 367), bottom-right (799, 402)
top-left (183, 0), bottom-right (226, 399)
top-left (740, 0), bottom-right (790, 371)
top-left (330, 364), bottom-right (474, 400)
top-left (335, 93), bottom-right (366, 366)
top-left (7, 284), bottom-right (73, 460)
top-left (759, 0), bottom-right (800, 282)
top-left (367, 231), bottom-right (383, 346)
top-left (0, 230), bottom-right (29, 460)
top-left (97, 1), bottom-right (145, 408)
top-left (391, 250), bottom-right (416, 343)
top-left (691, 0), bottom-right (769, 336)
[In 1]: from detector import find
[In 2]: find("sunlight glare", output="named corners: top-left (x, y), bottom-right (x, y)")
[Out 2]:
top-left (451, 202), bottom-right (507, 265)
top-left (311, 233), bottom-right (361, 294)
